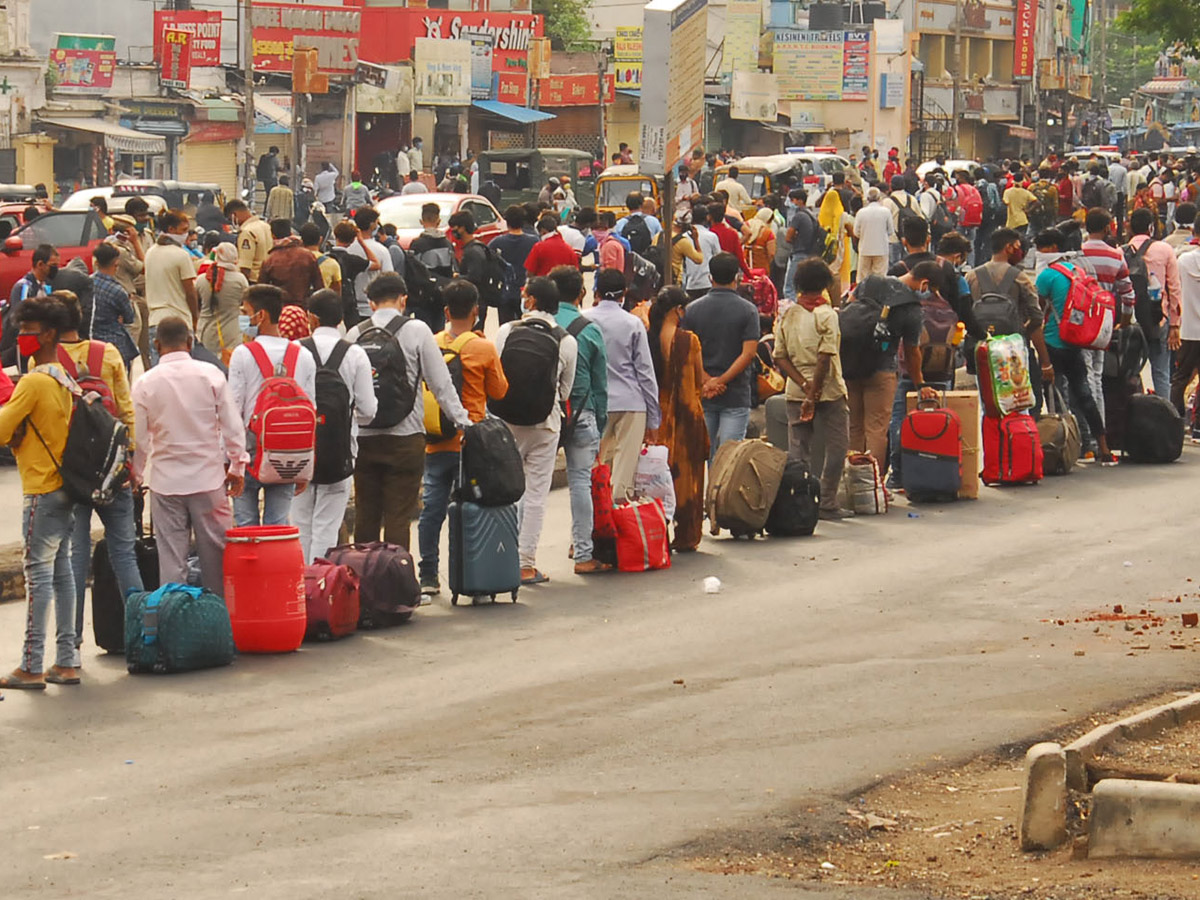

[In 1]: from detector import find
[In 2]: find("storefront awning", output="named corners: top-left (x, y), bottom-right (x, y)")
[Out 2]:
top-left (37, 116), bottom-right (166, 154)
top-left (471, 100), bottom-right (556, 125)
top-left (1140, 78), bottom-right (1196, 95)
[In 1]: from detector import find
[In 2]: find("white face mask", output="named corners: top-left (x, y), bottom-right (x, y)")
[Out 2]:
top-left (165, 231), bottom-right (188, 246)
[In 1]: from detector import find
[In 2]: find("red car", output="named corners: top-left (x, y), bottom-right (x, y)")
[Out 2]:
top-left (0, 210), bottom-right (106, 300)
top-left (375, 193), bottom-right (505, 251)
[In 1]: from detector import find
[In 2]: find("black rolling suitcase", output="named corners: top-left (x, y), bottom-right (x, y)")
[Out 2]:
top-left (91, 492), bottom-right (159, 654)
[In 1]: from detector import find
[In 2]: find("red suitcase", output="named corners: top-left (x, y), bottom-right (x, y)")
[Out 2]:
top-left (613, 497), bottom-right (671, 573)
top-left (981, 413), bottom-right (1043, 486)
top-left (900, 402), bottom-right (962, 502)
top-left (304, 559), bottom-right (360, 640)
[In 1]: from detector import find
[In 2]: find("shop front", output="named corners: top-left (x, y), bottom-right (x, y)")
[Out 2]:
top-left (37, 116), bottom-right (166, 195)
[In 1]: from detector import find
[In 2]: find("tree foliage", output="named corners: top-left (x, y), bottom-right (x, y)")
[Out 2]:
top-left (1120, 0), bottom-right (1200, 54)
top-left (533, 0), bottom-right (595, 52)
top-left (1100, 23), bottom-right (1162, 103)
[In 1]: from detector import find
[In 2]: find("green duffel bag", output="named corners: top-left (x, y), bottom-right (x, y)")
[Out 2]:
top-left (125, 583), bottom-right (236, 674)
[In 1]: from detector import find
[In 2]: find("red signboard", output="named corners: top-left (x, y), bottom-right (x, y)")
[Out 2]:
top-left (153, 10), bottom-right (222, 67)
top-left (251, 3), bottom-right (361, 74)
top-left (359, 8), bottom-right (542, 75)
top-left (495, 71), bottom-right (530, 106)
top-left (1013, 0), bottom-right (1036, 82)
top-left (161, 28), bottom-right (192, 90)
top-left (539, 73), bottom-right (615, 107)
top-left (50, 48), bottom-right (116, 92)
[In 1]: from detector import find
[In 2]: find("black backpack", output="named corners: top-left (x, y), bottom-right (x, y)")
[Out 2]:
top-left (1081, 177), bottom-right (1105, 211)
top-left (970, 263), bottom-right (1024, 337)
top-left (1103, 322), bottom-right (1149, 383)
top-left (300, 338), bottom-right (354, 484)
top-left (488, 318), bottom-right (565, 426)
top-left (459, 418), bottom-right (525, 506)
top-left (329, 246), bottom-right (363, 327)
top-left (403, 253), bottom-right (448, 313)
top-left (353, 315), bottom-right (416, 429)
top-left (1123, 240), bottom-right (1162, 341)
top-left (838, 276), bottom-right (919, 381)
top-left (895, 194), bottom-right (925, 234)
top-left (764, 461), bottom-right (820, 537)
top-left (620, 214), bottom-right (654, 255)
top-left (29, 372), bottom-right (129, 507)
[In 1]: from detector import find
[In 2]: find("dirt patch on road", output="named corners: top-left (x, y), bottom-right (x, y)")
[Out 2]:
top-left (684, 694), bottom-right (1200, 899)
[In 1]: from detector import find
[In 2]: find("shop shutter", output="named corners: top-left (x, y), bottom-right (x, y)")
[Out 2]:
top-left (178, 140), bottom-right (238, 205)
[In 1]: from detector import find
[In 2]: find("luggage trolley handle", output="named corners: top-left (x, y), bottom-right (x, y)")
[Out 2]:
top-left (908, 391), bottom-right (955, 443)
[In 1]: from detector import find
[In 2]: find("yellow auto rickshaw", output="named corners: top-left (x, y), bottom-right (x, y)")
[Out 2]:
top-left (712, 154), bottom-right (808, 218)
top-left (595, 165), bottom-right (660, 218)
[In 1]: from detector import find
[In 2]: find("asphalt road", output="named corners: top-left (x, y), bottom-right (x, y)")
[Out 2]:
top-left (2, 449), bottom-right (1197, 899)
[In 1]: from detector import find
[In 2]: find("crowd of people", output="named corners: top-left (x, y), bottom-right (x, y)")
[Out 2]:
top-left (0, 140), bottom-right (1194, 696)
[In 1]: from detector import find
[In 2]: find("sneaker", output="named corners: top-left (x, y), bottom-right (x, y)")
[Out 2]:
top-left (419, 577), bottom-right (441, 600)
top-left (1080, 450), bottom-right (1096, 463)
top-left (1099, 452), bottom-right (1119, 467)
top-left (819, 508), bottom-right (850, 521)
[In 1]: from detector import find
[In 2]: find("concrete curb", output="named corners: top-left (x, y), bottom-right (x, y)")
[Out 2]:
top-left (1062, 695), bottom-right (1197, 792)
top-left (1089, 779), bottom-right (1200, 859)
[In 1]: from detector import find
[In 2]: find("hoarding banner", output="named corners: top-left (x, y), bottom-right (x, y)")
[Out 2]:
top-left (1013, 0), bottom-right (1036, 82)
top-left (50, 47), bottom-right (116, 93)
top-left (358, 9), bottom-right (543, 75)
top-left (539, 73), bottom-right (616, 107)
top-left (495, 70), bottom-right (530, 106)
top-left (639, 0), bottom-right (708, 176)
top-left (160, 28), bottom-right (192, 90)
top-left (722, 0), bottom-right (761, 74)
top-left (463, 30), bottom-right (496, 100)
top-left (615, 26), bottom-right (643, 61)
top-left (154, 10), bottom-right (222, 66)
top-left (772, 29), bottom-right (870, 101)
top-left (250, 3), bottom-right (360, 74)
top-left (730, 71), bottom-right (778, 121)
top-left (414, 37), bottom-right (471, 106)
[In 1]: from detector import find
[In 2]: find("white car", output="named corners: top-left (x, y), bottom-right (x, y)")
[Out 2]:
top-left (785, 147), bottom-right (852, 207)
top-left (59, 187), bottom-right (166, 216)
top-left (916, 159), bottom-right (979, 180)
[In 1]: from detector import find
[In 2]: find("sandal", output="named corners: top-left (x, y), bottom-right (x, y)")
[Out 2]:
top-left (0, 669), bottom-right (46, 691)
top-left (45, 665), bottom-right (80, 685)
top-left (574, 559), bottom-right (613, 575)
top-left (521, 568), bottom-right (550, 585)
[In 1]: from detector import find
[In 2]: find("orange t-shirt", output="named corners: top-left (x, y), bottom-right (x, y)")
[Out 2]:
top-left (426, 329), bottom-right (509, 454)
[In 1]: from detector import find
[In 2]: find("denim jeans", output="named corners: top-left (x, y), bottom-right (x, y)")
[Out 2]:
top-left (233, 471), bottom-right (294, 527)
top-left (703, 405), bottom-right (751, 464)
top-left (783, 256), bottom-right (801, 301)
top-left (956, 226), bottom-right (978, 266)
top-left (886, 377), bottom-right (952, 486)
top-left (1147, 337), bottom-right (1173, 399)
top-left (562, 410), bottom-right (601, 563)
top-left (19, 489), bottom-right (77, 675)
top-left (147, 324), bottom-right (160, 368)
top-left (417, 451), bottom-right (459, 582)
top-left (71, 485), bottom-right (143, 648)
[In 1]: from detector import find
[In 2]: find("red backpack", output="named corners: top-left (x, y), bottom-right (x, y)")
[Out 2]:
top-left (1047, 262), bottom-right (1116, 350)
top-left (57, 341), bottom-right (117, 416)
top-left (246, 341), bottom-right (317, 485)
top-left (955, 183), bottom-right (984, 228)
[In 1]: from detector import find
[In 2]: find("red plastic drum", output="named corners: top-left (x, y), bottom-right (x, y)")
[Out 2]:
top-left (223, 525), bottom-right (306, 653)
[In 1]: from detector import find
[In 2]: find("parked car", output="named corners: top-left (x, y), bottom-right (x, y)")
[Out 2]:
top-left (60, 186), bottom-right (167, 218)
top-left (0, 210), bottom-right (107, 300)
top-left (375, 193), bottom-right (505, 250)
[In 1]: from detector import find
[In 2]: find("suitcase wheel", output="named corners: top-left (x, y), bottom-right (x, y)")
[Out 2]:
top-left (490, 593), bottom-right (496, 602)
top-left (511, 590), bottom-right (518, 603)
top-left (450, 594), bottom-right (459, 606)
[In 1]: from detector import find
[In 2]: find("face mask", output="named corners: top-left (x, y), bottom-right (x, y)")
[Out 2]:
top-left (17, 332), bottom-right (41, 358)
top-left (135, 221), bottom-right (148, 233)
top-left (45, 265), bottom-right (58, 281)
top-left (239, 314), bottom-right (257, 340)
top-left (166, 231), bottom-right (187, 246)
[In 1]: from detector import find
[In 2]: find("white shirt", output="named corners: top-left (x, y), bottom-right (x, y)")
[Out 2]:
top-left (558, 224), bottom-right (586, 253)
top-left (853, 203), bottom-right (896, 257)
top-left (407, 146), bottom-right (423, 172)
top-left (470, 162), bottom-right (480, 194)
top-left (1177, 247), bottom-right (1200, 341)
top-left (885, 190), bottom-right (922, 234)
top-left (347, 237), bottom-right (394, 317)
top-left (918, 187), bottom-right (941, 220)
top-left (302, 326), bottom-right (379, 459)
top-left (396, 151), bottom-right (411, 179)
top-left (314, 167), bottom-right (338, 204)
top-left (346, 307), bottom-right (469, 438)
top-left (714, 177), bottom-right (752, 209)
top-left (1109, 162), bottom-right (1128, 195)
top-left (684, 224), bottom-right (721, 291)
top-left (493, 310), bottom-right (578, 432)
top-left (401, 181), bottom-right (428, 195)
top-left (228, 335), bottom-right (318, 426)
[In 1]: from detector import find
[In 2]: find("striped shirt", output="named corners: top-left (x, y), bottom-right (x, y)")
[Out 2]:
top-left (1081, 239), bottom-right (1136, 316)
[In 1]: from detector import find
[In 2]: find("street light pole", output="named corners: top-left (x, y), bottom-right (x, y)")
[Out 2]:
top-left (241, 0), bottom-right (257, 204)
top-left (952, 0), bottom-right (962, 156)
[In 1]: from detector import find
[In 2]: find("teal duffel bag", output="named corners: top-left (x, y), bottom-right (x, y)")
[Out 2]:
top-left (125, 583), bottom-right (236, 674)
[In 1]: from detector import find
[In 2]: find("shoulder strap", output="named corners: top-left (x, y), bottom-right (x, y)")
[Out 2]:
top-left (997, 265), bottom-right (1020, 295)
top-left (1134, 238), bottom-right (1153, 260)
top-left (246, 340), bottom-right (274, 380)
top-left (567, 316), bottom-right (591, 338)
top-left (281, 341), bottom-right (300, 378)
top-left (55, 345), bottom-right (78, 379)
top-left (86, 341), bottom-right (106, 378)
top-left (974, 265), bottom-right (997, 295)
top-left (384, 314), bottom-right (410, 336)
top-left (316, 253), bottom-right (330, 265)
top-left (446, 331), bottom-right (476, 354)
top-left (324, 339), bottom-right (351, 372)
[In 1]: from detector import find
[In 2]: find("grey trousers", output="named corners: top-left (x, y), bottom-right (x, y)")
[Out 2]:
top-left (787, 398), bottom-right (850, 511)
top-left (150, 487), bottom-right (233, 597)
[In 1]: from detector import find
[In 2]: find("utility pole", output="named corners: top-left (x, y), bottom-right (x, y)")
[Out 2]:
top-left (597, 45), bottom-right (607, 164)
top-left (241, 0), bottom-right (257, 204)
top-left (951, 0), bottom-right (962, 156)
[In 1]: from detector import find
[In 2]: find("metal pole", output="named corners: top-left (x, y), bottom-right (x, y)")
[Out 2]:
top-left (662, 168), bottom-right (675, 286)
top-left (241, 0), bottom-right (257, 203)
top-left (598, 51), bottom-right (606, 163)
top-left (952, 0), bottom-right (962, 156)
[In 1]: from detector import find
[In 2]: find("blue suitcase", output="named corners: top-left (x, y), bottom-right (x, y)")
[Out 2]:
top-left (448, 499), bottom-right (521, 605)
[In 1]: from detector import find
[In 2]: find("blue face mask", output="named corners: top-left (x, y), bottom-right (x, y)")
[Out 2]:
top-left (239, 314), bottom-right (257, 340)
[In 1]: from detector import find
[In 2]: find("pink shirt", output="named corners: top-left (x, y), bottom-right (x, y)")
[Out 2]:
top-left (131, 351), bottom-right (248, 495)
top-left (595, 230), bottom-right (626, 272)
top-left (1127, 234), bottom-right (1183, 328)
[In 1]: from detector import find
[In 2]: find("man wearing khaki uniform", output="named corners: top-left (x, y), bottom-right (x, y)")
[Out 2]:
top-left (224, 199), bottom-right (272, 283)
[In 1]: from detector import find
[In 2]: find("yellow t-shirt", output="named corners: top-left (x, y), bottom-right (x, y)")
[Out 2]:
top-left (310, 248), bottom-right (341, 290)
top-left (773, 302), bottom-right (847, 402)
top-left (1003, 186), bottom-right (1037, 229)
top-left (0, 367), bottom-right (72, 494)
